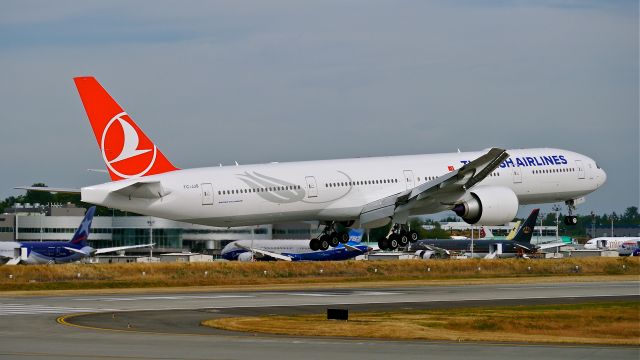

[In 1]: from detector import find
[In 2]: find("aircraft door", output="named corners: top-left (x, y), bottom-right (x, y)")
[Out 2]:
top-left (575, 160), bottom-right (585, 179)
top-left (512, 168), bottom-right (522, 183)
top-left (305, 176), bottom-right (318, 198)
top-left (201, 183), bottom-right (214, 205)
top-left (403, 170), bottom-right (415, 190)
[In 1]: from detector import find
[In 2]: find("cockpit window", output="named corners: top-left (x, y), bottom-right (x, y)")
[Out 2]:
top-left (595, 163), bottom-right (601, 169)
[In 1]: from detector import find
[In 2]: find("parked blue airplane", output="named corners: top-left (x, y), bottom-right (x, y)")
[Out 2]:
top-left (221, 229), bottom-right (369, 261)
top-left (0, 206), bottom-right (153, 265)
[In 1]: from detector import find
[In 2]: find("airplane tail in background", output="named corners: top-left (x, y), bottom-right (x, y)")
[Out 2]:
top-left (511, 209), bottom-right (540, 244)
top-left (69, 206), bottom-right (96, 246)
top-left (74, 77), bottom-right (179, 181)
top-left (480, 226), bottom-right (493, 238)
top-left (505, 220), bottom-right (522, 240)
top-left (348, 229), bottom-right (365, 243)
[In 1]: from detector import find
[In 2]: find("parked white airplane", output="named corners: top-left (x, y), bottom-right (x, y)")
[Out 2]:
top-left (584, 237), bottom-right (640, 250)
top-left (18, 77), bottom-right (607, 251)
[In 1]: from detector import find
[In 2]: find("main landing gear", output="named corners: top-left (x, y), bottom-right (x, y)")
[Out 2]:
top-left (309, 222), bottom-right (351, 251)
top-left (378, 223), bottom-right (419, 251)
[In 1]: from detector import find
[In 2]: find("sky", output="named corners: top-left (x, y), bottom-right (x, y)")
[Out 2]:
top-left (0, 0), bottom-right (638, 219)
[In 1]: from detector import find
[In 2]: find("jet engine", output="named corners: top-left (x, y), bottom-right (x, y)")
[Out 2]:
top-left (237, 252), bottom-right (255, 262)
top-left (453, 186), bottom-right (518, 225)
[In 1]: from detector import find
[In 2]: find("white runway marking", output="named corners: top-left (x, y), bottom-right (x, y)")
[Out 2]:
top-left (72, 295), bottom-right (254, 302)
top-left (0, 303), bottom-right (116, 316)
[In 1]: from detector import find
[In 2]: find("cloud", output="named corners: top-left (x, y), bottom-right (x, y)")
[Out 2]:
top-left (0, 1), bottom-right (637, 215)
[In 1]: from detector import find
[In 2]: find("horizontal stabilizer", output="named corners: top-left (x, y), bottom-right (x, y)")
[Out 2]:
top-left (14, 186), bottom-right (81, 194)
top-left (112, 181), bottom-right (171, 199)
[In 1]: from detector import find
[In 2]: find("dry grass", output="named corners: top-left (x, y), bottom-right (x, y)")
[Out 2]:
top-left (0, 257), bottom-right (637, 292)
top-left (202, 301), bottom-right (640, 345)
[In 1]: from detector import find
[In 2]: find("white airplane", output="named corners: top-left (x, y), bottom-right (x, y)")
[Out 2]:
top-left (584, 237), bottom-right (640, 250)
top-left (18, 77), bottom-right (607, 251)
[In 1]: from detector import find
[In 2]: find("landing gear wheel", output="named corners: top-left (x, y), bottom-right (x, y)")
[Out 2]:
top-left (328, 232), bottom-right (340, 247)
top-left (320, 238), bottom-right (330, 251)
top-left (388, 237), bottom-right (399, 250)
top-left (564, 216), bottom-right (578, 226)
top-left (338, 231), bottom-right (350, 244)
top-left (398, 233), bottom-right (409, 247)
top-left (378, 237), bottom-right (389, 251)
top-left (309, 238), bottom-right (321, 251)
top-left (408, 230), bottom-right (419, 243)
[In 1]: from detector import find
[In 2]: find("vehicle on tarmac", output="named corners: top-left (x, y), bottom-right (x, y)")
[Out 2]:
top-left (19, 77), bottom-right (606, 254)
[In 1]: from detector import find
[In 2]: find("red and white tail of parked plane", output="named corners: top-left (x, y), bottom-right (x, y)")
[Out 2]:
top-left (17, 77), bottom-right (607, 251)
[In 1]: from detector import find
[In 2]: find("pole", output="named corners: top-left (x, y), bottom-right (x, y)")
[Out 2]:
top-left (611, 216), bottom-right (614, 237)
top-left (39, 210), bottom-right (43, 242)
top-left (147, 217), bottom-right (155, 261)
top-left (471, 225), bottom-right (474, 258)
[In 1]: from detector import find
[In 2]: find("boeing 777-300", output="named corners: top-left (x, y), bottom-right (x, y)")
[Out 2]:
top-left (18, 77), bottom-right (607, 252)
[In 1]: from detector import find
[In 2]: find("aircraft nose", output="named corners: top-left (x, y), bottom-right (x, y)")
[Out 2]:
top-left (600, 168), bottom-right (607, 186)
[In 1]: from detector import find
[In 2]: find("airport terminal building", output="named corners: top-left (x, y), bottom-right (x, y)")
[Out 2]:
top-left (0, 203), bottom-right (315, 257)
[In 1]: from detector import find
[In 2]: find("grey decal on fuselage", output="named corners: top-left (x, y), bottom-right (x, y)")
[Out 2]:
top-left (235, 171), bottom-right (354, 204)
top-left (237, 171), bottom-right (305, 203)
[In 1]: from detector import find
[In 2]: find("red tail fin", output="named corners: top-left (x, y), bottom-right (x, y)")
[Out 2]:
top-left (74, 77), bottom-right (178, 181)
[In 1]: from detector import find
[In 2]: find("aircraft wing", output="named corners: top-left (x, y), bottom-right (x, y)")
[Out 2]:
top-left (236, 244), bottom-right (293, 262)
top-left (536, 242), bottom-right (567, 250)
top-left (359, 148), bottom-right (509, 227)
top-left (343, 244), bottom-right (365, 252)
top-left (94, 243), bottom-right (155, 255)
top-left (514, 243), bottom-right (534, 252)
top-left (417, 243), bottom-right (451, 255)
top-left (63, 247), bottom-right (91, 256)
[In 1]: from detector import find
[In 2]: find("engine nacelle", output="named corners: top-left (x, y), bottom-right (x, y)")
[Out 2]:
top-left (237, 252), bottom-right (254, 262)
top-left (453, 186), bottom-right (518, 225)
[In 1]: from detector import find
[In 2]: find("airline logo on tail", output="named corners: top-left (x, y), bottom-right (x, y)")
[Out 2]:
top-left (101, 112), bottom-right (157, 179)
top-left (70, 206), bottom-right (96, 245)
top-left (74, 77), bottom-right (178, 181)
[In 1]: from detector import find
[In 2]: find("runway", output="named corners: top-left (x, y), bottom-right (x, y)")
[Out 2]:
top-left (0, 280), bottom-right (638, 359)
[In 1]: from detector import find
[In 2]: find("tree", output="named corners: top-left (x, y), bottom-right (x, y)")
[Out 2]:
top-left (622, 206), bottom-right (639, 224)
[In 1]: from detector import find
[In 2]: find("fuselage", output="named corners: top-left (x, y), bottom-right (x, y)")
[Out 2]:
top-left (412, 238), bottom-right (533, 258)
top-left (584, 237), bottom-right (640, 250)
top-left (81, 148), bottom-right (606, 227)
top-left (221, 240), bottom-right (369, 261)
top-left (0, 241), bottom-right (90, 264)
